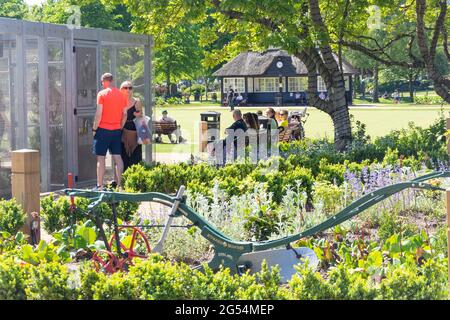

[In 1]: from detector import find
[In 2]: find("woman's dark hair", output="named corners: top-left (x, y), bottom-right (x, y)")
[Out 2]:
top-left (243, 112), bottom-right (259, 130)
top-left (265, 107), bottom-right (276, 119)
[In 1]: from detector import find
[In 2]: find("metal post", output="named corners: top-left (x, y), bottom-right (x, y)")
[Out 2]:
top-left (144, 37), bottom-right (152, 163)
top-left (38, 32), bottom-right (50, 192)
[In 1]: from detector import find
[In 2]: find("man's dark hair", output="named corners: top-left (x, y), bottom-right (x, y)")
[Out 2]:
top-left (101, 73), bottom-right (113, 82)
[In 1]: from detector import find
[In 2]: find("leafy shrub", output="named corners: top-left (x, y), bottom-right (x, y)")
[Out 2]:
top-left (166, 97), bottom-right (183, 105)
top-left (0, 256), bottom-right (28, 300)
top-left (312, 180), bottom-right (343, 215)
top-left (40, 195), bottom-right (71, 233)
top-left (78, 263), bottom-right (105, 300)
top-left (128, 255), bottom-right (189, 299)
top-left (379, 259), bottom-right (447, 299)
top-left (40, 194), bottom-right (134, 234)
top-left (415, 95), bottom-right (445, 105)
top-left (25, 262), bottom-right (77, 300)
top-left (0, 198), bottom-right (26, 235)
top-left (378, 210), bottom-right (418, 242)
top-left (92, 271), bottom-right (138, 300)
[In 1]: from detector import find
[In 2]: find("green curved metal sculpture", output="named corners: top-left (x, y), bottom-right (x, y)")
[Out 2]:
top-left (65, 170), bottom-right (450, 275)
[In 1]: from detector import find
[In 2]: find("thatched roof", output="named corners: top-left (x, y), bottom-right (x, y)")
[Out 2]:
top-left (213, 49), bottom-right (359, 77)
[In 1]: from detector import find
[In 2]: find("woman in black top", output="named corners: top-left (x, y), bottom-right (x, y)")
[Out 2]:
top-left (120, 81), bottom-right (144, 172)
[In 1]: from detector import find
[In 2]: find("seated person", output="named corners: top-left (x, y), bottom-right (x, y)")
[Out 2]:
top-left (157, 110), bottom-right (182, 143)
top-left (218, 109), bottom-right (247, 162)
top-left (278, 109), bottom-right (289, 129)
top-left (294, 92), bottom-right (301, 105)
top-left (289, 114), bottom-right (301, 126)
top-left (265, 108), bottom-right (278, 131)
top-left (235, 92), bottom-right (244, 105)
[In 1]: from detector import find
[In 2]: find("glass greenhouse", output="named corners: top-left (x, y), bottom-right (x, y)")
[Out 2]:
top-left (0, 17), bottom-right (153, 198)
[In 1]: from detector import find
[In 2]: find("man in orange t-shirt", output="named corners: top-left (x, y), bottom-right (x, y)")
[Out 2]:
top-left (92, 73), bottom-right (128, 189)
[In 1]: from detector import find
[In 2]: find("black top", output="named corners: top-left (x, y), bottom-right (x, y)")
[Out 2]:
top-left (124, 102), bottom-right (137, 130)
top-left (227, 118), bottom-right (247, 132)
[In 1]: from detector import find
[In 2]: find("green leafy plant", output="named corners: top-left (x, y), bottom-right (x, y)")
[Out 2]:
top-left (0, 198), bottom-right (26, 234)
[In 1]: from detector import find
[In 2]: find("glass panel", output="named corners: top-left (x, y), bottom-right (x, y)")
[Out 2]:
top-left (345, 76), bottom-right (350, 91)
top-left (75, 46), bottom-right (97, 184)
top-left (255, 78), bottom-right (278, 92)
top-left (48, 39), bottom-right (66, 188)
top-left (288, 77), bottom-right (299, 92)
top-left (0, 33), bottom-right (17, 199)
top-left (223, 78), bottom-right (245, 92)
top-left (27, 126), bottom-right (40, 150)
top-left (101, 47), bottom-right (112, 76)
top-left (77, 115), bottom-right (97, 182)
top-left (247, 77), bottom-right (253, 93)
top-left (76, 46), bottom-right (97, 108)
top-left (116, 46), bottom-right (145, 102)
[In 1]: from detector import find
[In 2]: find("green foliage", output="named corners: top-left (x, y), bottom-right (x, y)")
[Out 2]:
top-left (378, 210), bottom-right (418, 243)
top-left (25, 262), bottom-right (77, 300)
top-left (312, 180), bottom-right (343, 215)
top-left (40, 195), bottom-right (71, 233)
top-left (92, 271), bottom-right (137, 300)
top-left (20, 240), bottom-right (70, 266)
top-left (78, 263), bottom-right (104, 300)
top-left (28, 0), bottom-right (131, 31)
top-left (40, 194), bottom-right (134, 234)
top-left (0, 0), bottom-right (28, 19)
top-left (414, 95), bottom-right (446, 105)
top-left (0, 198), bottom-right (26, 235)
top-left (0, 255), bottom-right (27, 300)
top-left (0, 231), bottom-right (27, 254)
top-left (379, 259), bottom-right (448, 300)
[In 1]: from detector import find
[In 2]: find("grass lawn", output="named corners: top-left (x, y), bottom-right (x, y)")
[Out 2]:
top-left (152, 102), bottom-right (450, 155)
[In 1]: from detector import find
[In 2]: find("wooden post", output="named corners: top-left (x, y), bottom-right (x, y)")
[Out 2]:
top-left (11, 149), bottom-right (40, 243)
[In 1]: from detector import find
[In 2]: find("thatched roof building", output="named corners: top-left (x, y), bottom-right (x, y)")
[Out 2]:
top-left (214, 49), bottom-right (357, 106)
top-left (213, 49), bottom-right (358, 77)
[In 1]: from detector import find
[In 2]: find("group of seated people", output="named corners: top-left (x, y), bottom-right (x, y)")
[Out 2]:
top-left (211, 107), bottom-right (305, 162)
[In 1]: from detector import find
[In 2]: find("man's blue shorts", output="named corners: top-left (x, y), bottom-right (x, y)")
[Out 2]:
top-left (93, 127), bottom-right (122, 156)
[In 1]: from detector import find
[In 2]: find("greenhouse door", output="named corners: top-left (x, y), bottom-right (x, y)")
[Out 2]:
top-left (74, 43), bottom-right (98, 186)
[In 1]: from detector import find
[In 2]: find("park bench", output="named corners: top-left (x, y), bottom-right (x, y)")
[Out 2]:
top-left (152, 120), bottom-right (180, 143)
top-left (278, 127), bottom-right (294, 143)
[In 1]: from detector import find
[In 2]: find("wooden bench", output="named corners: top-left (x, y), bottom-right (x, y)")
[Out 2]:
top-left (152, 121), bottom-right (179, 143)
top-left (278, 127), bottom-right (293, 143)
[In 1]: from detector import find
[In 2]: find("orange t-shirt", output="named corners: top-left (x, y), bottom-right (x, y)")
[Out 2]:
top-left (97, 87), bottom-right (127, 130)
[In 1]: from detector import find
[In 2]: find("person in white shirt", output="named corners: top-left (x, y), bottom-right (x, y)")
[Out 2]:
top-left (159, 110), bottom-right (175, 123)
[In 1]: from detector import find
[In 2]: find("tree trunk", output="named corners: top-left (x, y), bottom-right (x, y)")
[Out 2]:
top-left (298, 0), bottom-right (353, 151)
top-left (373, 64), bottom-right (379, 103)
top-left (408, 71), bottom-right (414, 102)
top-left (297, 48), bottom-right (352, 151)
top-left (330, 107), bottom-right (353, 151)
top-left (165, 67), bottom-right (171, 97)
top-left (416, 0), bottom-right (450, 103)
top-left (361, 75), bottom-right (366, 100)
